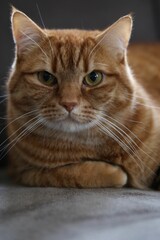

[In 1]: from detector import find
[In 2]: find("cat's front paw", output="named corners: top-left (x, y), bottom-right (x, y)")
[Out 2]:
top-left (79, 161), bottom-right (128, 188)
top-left (97, 163), bottom-right (128, 188)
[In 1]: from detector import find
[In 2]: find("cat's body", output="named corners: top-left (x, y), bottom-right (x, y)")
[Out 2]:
top-left (7, 8), bottom-right (160, 189)
top-left (129, 44), bottom-right (160, 103)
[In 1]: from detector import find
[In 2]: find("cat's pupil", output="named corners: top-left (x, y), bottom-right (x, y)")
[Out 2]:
top-left (37, 71), bottom-right (57, 86)
top-left (89, 71), bottom-right (99, 82)
top-left (43, 71), bottom-right (52, 81)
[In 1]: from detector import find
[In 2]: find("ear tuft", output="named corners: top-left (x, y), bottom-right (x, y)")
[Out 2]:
top-left (11, 5), bottom-right (18, 15)
top-left (11, 8), bottom-right (45, 55)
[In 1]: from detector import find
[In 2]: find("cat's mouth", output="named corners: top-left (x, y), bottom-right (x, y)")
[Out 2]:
top-left (40, 112), bottom-right (96, 132)
top-left (66, 112), bottom-right (94, 124)
top-left (59, 116), bottom-right (96, 132)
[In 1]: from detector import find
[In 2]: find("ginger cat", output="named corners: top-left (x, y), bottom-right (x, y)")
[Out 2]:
top-left (7, 8), bottom-right (160, 189)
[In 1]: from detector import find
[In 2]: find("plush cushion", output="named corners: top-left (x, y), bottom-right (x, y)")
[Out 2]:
top-left (0, 170), bottom-right (160, 240)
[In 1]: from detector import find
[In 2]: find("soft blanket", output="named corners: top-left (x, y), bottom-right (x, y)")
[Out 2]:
top-left (0, 170), bottom-right (160, 240)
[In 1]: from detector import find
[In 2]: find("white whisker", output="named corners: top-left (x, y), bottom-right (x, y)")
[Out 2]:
top-left (96, 120), bottom-right (143, 173)
top-left (99, 116), bottom-right (146, 171)
top-left (98, 111), bottom-right (158, 172)
top-left (0, 118), bottom-right (42, 161)
top-left (36, 3), bottom-right (54, 56)
top-left (126, 93), bottom-right (160, 110)
top-left (0, 97), bottom-right (7, 105)
top-left (0, 112), bottom-right (37, 148)
top-left (0, 109), bottom-right (38, 137)
top-left (0, 94), bottom-right (8, 98)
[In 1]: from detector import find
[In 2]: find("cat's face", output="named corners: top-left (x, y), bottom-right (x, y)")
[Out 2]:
top-left (8, 8), bottom-right (133, 133)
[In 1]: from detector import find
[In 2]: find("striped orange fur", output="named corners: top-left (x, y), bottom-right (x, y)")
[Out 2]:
top-left (7, 8), bottom-right (160, 189)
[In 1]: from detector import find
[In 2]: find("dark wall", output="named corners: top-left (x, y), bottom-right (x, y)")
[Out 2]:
top-left (0, 0), bottom-right (160, 166)
top-left (0, 0), bottom-right (160, 78)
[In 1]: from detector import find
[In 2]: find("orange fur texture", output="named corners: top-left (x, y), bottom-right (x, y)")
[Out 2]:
top-left (7, 8), bottom-right (160, 189)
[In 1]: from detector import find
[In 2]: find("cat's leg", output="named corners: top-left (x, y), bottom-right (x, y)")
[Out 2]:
top-left (18, 161), bottom-right (128, 188)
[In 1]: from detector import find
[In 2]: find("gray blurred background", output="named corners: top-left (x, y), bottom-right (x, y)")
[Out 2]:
top-left (0, 0), bottom-right (160, 167)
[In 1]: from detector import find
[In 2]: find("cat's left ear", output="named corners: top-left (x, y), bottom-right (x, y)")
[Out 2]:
top-left (11, 7), bottom-right (45, 55)
top-left (96, 15), bottom-right (133, 61)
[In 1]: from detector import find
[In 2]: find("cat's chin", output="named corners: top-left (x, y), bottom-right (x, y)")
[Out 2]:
top-left (40, 117), bottom-right (97, 133)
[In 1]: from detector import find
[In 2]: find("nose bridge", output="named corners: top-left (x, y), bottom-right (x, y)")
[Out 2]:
top-left (59, 80), bottom-right (80, 103)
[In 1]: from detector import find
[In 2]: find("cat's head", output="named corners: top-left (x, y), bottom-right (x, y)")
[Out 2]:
top-left (8, 8), bottom-right (133, 133)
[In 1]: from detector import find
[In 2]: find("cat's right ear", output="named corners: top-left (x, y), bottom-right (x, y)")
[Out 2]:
top-left (11, 7), bottom-right (45, 55)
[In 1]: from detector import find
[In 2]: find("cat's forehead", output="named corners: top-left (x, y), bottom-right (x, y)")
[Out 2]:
top-left (45, 29), bottom-right (99, 73)
top-left (47, 29), bottom-right (99, 42)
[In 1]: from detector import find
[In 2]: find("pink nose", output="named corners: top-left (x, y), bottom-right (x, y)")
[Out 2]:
top-left (60, 102), bottom-right (77, 112)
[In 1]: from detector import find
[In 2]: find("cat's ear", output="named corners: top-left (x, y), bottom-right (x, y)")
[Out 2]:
top-left (96, 15), bottom-right (133, 61)
top-left (11, 7), bottom-right (45, 55)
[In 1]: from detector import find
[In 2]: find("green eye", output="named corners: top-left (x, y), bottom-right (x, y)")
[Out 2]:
top-left (83, 71), bottom-right (103, 86)
top-left (38, 71), bottom-right (57, 86)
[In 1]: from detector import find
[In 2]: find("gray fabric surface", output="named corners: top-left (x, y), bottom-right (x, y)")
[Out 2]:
top-left (1, 170), bottom-right (160, 240)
